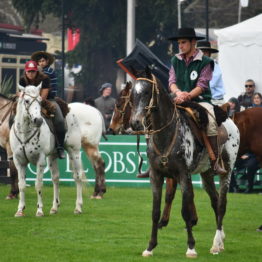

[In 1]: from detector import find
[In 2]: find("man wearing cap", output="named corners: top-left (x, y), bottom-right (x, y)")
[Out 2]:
top-left (168, 27), bottom-right (226, 175)
top-left (31, 51), bottom-right (58, 98)
top-left (19, 60), bottom-right (66, 159)
top-left (95, 83), bottom-right (116, 131)
top-left (196, 41), bottom-right (225, 105)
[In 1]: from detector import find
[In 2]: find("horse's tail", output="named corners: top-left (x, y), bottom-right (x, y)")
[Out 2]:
top-left (98, 111), bottom-right (108, 141)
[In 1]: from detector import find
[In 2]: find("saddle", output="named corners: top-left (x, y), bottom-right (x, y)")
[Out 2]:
top-left (41, 97), bottom-right (70, 134)
top-left (178, 102), bottom-right (228, 147)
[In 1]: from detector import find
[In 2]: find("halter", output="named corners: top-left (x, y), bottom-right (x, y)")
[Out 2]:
top-left (114, 88), bottom-right (132, 128)
top-left (13, 91), bottom-right (42, 162)
top-left (133, 75), bottom-right (181, 166)
top-left (133, 75), bottom-right (178, 135)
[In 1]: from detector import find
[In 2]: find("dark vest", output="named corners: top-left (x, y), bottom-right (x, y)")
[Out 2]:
top-left (171, 55), bottom-right (213, 103)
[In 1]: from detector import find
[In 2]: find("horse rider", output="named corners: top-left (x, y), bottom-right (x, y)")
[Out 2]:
top-left (168, 27), bottom-right (226, 175)
top-left (19, 60), bottom-right (66, 159)
top-left (196, 40), bottom-right (225, 106)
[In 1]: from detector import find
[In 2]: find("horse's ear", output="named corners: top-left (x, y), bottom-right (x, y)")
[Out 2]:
top-left (18, 84), bottom-right (24, 92)
top-left (36, 82), bottom-right (42, 92)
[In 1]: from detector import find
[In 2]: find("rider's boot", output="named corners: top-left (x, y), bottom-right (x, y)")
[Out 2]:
top-left (208, 136), bottom-right (227, 175)
top-left (56, 131), bottom-right (66, 159)
top-left (136, 168), bottom-right (150, 178)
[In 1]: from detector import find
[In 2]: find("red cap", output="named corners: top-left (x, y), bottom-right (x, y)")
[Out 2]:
top-left (25, 60), bottom-right (38, 72)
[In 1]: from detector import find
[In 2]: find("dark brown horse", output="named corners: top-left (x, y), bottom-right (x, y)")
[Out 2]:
top-left (113, 73), bottom-right (240, 257)
top-left (0, 94), bottom-right (19, 199)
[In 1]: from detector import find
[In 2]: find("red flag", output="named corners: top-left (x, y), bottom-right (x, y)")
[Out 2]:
top-left (67, 28), bottom-right (80, 51)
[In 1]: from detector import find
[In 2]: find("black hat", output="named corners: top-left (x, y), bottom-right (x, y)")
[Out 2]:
top-left (196, 41), bottom-right (219, 53)
top-left (168, 28), bottom-right (205, 41)
top-left (31, 51), bottom-right (55, 66)
top-left (99, 82), bottom-right (112, 93)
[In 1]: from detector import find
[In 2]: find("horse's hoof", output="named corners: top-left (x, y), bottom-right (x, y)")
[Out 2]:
top-left (14, 211), bottom-right (24, 217)
top-left (74, 209), bottom-right (82, 214)
top-left (210, 247), bottom-right (220, 254)
top-left (90, 195), bottom-right (102, 199)
top-left (36, 211), bottom-right (44, 217)
top-left (6, 194), bottom-right (18, 200)
top-left (50, 208), bottom-right (58, 215)
top-left (158, 220), bottom-right (168, 229)
top-left (142, 250), bottom-right (153, 257)
top-left (186, 248), bottom-right (197, 258)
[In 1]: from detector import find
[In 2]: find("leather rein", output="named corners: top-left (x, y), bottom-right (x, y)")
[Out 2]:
top-left (132, 75), bottom-right (181, 167)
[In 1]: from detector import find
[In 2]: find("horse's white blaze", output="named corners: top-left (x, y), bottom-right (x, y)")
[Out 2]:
top-left (134, 82), bottom-right (143, 94)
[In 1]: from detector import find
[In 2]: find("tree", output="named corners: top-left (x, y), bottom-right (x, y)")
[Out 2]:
top-left (11, 0), bottom-right (180, 99)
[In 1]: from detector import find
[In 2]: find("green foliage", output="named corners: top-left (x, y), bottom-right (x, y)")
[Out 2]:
top-left (0, 75), bottom-right (14, 96)
top-left (0, 184), bottom-right (261, 262)
top-left (11, 0), bottom-right (182, 98)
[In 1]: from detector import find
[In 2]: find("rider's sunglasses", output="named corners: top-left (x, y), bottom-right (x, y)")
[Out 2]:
top-left (27, 70), bottom-right (37, 73)
top-left (245, 85), bottom-right (254, 88)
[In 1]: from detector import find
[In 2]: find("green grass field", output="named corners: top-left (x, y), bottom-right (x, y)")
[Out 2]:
top-left (0, 183), bottom-right (261, 262)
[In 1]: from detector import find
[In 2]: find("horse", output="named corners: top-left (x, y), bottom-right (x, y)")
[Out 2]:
top-left (233, 107), bottom-right (262, 162)
top-left (129, 72), bottom-right (240, 257)
top-left (0, 94), bottom-right (19, 199)
top-left (0, 94), bottom-right (106, 201)
top-left (9, 84), bottom-right (105, 217)
top-left (68, 102), bottom-right (106, 199)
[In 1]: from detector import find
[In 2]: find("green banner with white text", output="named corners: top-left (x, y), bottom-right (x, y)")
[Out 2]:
top-left (26, 135), bottom-right (204, 188)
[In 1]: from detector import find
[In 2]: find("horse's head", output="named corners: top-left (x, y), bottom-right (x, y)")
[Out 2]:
top-left (130, 70), bottom-right (160, 132)
top-left (108, 81), bottom-right (132, 134)
top-left (17, 83), bottom-right (43, 127)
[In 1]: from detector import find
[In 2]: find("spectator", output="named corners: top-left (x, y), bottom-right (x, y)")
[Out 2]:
top-left (238, 79), bottom-right (256, 109)
top-left (228, 97), bottom-right (240, 117)
top-left (229, 152), bottom-right (260, 193)
top-left (252, 92), bottom-right (262, 107)
top-left (196, 41), bottom-right (225, 105)
top-left (95, 83), bottom-right (116, 131)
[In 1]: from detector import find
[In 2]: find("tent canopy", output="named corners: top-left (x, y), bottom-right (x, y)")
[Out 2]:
top-left (214, 14), bottom-right (262, 101)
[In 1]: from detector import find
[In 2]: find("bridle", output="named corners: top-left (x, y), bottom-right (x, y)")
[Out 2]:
top-left (114, 88), bottom-right (132, 129)
top-left (13, 91), bottom-right (42, 162)
top-left (132, 75), bottom-right (178, 135)
top-left (132, 75), bottom-right (181, 167)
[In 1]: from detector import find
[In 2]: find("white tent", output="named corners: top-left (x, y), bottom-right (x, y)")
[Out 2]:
top-left (214, 14), bottom-right (262, 101)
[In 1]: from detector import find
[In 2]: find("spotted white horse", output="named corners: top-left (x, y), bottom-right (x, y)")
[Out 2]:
top-left (10, 84), bottom-right (105, 217)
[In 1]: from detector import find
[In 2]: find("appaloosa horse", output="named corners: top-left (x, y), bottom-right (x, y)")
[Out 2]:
top-left (0, 94), bottom-right (106, 201)
top-left (0, 94), bottom-right (19, 199)
top-left (129, 72), bottom-right (239, 257)
top-left (10, 84), bottom-right (106, 217)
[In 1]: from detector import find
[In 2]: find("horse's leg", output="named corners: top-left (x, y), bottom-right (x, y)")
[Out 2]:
top-left (142, 173), bottom-right (164, 257)
top-left (82, 143), bottom-right (106, 199)
top-left (5, 145), bottom-right (19, 199)
top-left (180, 174), bottom-right (197, 258)
top-left (158, 178), bottom-right (177, 229)
top-left (35, 156), bottom-right (46, 217)
top-left (14, 162), bottom-right (27, 217)
top-left (200, 171), bottom-right (225, 254)
top-left (48, 156), bottom-right (60, 214)
top-left (9, 160), bottom-right (19, 197)
top-left (67, 148), bottom-right (83, 214)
